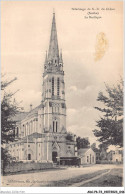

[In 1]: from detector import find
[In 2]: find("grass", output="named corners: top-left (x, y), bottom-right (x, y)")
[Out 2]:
top-left (43, 169), bottom-right (109, 187)
top-left (82, 168), bottom-right (123, 187)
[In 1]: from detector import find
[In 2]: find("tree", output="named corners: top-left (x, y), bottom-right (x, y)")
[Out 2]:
top-left (93, 79), bottom-right (123, 148)
top-left (1, 75), bottom-right (21, 172)
top-left (1, 77), bottom-right (18, 144)
top-left (66, 132), bottom-right (75, 141)
top-left (76, 137), bottom-right (90, 149)
top-left (91, 143), bottom-right (97, 152)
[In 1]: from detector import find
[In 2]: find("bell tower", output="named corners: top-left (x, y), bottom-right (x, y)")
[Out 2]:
top-left (42, 13), bottom-right (66, 134)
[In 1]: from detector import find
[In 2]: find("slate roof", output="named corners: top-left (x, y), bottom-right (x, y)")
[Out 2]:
top-left (78, 148), bottom-right (90, 155)
top-left (12, 112), bottom-right (29, 122)
top-left (12, 104), bottom-right (43, 122)
top-left (78, 148), bottom-right (95, 158)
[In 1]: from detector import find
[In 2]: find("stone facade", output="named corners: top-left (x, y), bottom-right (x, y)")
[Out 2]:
top-left (78, 148), bottom-right (96, 165)
top-left (6, 13), bottom-right (76, 163)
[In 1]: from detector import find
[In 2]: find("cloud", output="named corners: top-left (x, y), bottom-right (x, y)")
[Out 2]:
top-left (15, 89), bottom-right (41, 111)
top-left (69, 85), bottom-right (77, 92)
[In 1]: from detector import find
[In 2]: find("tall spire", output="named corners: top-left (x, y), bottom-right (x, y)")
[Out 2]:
top-left (59, 49), bottom-right (63, 62)
top-left (48, 12), bottom-right (59, 62)
top-left (44, 51), bottom-right (48, 64)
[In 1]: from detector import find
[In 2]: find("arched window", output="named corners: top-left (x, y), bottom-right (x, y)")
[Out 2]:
top-left (56, 121), bottom-right (58, 132)
top-left (17, 127), bottom-right (19, 137)
top-left (57, 78), bottom-right (60, 96)
top-left (52, 77), bottom-right (54, 96)
top-left (53, 121), bottom-right (55, 132)
top-left (23, 125), bottom-right (25, 137)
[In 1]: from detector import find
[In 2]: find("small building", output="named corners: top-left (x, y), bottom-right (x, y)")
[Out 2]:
top-left (107, 148), bottom-right (123, 163)
top-left (112, 149), bottom-right (123, 163)
top-left (78, 148), bottom-right (96, 165)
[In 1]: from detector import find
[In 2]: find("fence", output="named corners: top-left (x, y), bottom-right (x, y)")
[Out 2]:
top-left (3, 161), bottom-right (53, 174)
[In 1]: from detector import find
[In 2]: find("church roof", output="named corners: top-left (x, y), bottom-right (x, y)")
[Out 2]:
top-left (27, 104), bottom-right (43, 118)
top-left (78, 148), bottom-right (95, 157)
top-left (12, 111), bottom-right (28, 122)
top-left (12, 104), bottom-right (43, 122)
top-left (48, 12), bottom-right (59, 61)
top-left (21, 132), bottom-right (45, 142)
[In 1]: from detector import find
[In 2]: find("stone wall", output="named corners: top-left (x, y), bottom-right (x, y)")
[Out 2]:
top-left (4, 162), bottom-right (53, 174)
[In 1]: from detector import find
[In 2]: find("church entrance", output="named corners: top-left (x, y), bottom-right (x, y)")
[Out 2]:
top-left (28, 153), bottom-right (31, 160)
top-left (52, 151), bottom-right (58, 163)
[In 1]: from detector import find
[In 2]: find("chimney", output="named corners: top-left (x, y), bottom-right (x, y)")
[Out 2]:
top-left (30, 104), bottom-right (32, 111)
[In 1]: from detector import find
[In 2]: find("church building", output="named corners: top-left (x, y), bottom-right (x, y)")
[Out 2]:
top-left (6, 13), bottom-right (77, 164)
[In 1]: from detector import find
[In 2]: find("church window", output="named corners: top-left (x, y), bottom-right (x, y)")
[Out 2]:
top-left (52, 77), bottom-right (54, 96)
top-left (17, 127), bottom-right (19, 137)
top-left (49, 102), bottom-right (52, 107)
top-left (28, 145), bottom-right (30, 147)
top-left (57, 78), bottom-right (60, 96)
top-left (49, 89), bottom-right (51, 93)
top-left (61, 103), bottom-right (65, 108)
top-left (56, 121), bottom-right (58, 132)
top-left (53, 121), bottom-right (55, 132)
top-left (22, 148), bottom-right (24, 151)
top-left (55, 59), bottom-right (56, 63)
top-left (87, 156), bottom-right (89, 162)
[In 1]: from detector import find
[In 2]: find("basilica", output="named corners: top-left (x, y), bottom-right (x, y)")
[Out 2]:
top-left (6, 13), bottom-right (77, 164)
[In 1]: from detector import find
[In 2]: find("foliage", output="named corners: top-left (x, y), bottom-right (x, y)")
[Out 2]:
top-left (1, 75), bottom-right (22, 172)
top-left (91, 143), bottom-right (100, 153)
top-left (93, 79), bottom-right (123, 147)
top-left (66, 132), bottom-right (75, 141)
top-left (76, 136), bottom-right (90, 149)
top-left (1, 76), bottom-right (19, 144)
top-left (1, 147), bottom-right (14, 169)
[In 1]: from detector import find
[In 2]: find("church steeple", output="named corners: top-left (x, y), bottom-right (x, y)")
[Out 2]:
top-left (59, 49), bottom-right (63, 63)
top-left (48, 12), bottom-right (59, 63)
top-left (42, 12), bottom-right (66, 136)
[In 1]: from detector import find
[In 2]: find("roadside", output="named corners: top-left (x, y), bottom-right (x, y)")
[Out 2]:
top-left (1, 164), bottom-right (123, 187)
top-left (44, 169), bottom-right (109, 187)
top-left (81, 168), bottom-right (123, 187)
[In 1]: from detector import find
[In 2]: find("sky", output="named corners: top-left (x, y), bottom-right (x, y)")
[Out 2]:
top-left (1, 1), bottom-right (123, 146)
